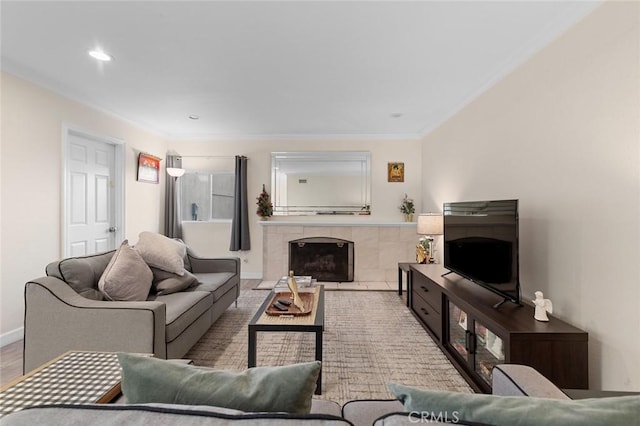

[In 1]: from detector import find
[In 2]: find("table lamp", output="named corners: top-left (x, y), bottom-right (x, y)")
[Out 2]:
top-left (416, 213), bottom-right (443, 263)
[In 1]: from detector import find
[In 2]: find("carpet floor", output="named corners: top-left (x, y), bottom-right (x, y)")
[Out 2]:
top-left (186, 284), bottom-right (472, 404)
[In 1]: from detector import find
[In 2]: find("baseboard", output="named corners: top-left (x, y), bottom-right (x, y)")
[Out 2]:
top-left (241, 272), bottom-right (262, 280)
top-left (0, 327), bottom-right (24, 348)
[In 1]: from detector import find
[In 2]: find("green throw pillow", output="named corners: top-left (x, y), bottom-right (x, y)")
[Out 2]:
top-left (118, 353), bottom-right (321, 414)
top-left (388, 383), bottom-right (640, 426)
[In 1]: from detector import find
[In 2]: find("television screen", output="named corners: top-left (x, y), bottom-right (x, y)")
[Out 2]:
top-left (443, 199), bottom-right (520, 305)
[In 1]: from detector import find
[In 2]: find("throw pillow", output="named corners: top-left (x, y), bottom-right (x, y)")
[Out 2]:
top-left (388, 383), bottom-right (640, 426)
top-left (117, 353), bottom-right (321, 414)
top-left (150, 267), bottom-right (198, 295)
top-left (134, 232), bottom-right (186, 275)
top-left (98, 241), bottom-right (153, 301)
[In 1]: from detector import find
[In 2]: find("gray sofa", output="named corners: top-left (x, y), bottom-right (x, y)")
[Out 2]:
top-left (23, 250), bottom-right (240, 373)
top-left (2, 365), bottom-right (582, 425)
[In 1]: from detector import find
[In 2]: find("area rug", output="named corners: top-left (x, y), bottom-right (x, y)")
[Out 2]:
top-left (186, 284), bottom-right (472, 404)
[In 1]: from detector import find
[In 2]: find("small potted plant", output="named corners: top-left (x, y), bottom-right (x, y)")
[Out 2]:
top-left (256, 184), bottom-right (273, 219)
top-left (359, 204), bottom-right (371, 215)
top-left (399, 194), bottom-right (415, 222)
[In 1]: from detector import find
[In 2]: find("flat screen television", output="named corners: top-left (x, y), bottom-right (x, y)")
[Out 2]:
top-left (443, 199), bottom-right (520, 306)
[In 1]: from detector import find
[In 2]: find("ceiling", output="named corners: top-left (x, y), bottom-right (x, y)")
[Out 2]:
top-left (1, 1), bottom-right (601, 140)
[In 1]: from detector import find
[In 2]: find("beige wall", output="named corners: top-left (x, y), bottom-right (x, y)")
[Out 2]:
top-left (421, 1), bottom-right (639, 390)
top-left (173, 138), bottom-right (422, 277)
top-left (0, 72), bottom-right (166, 342)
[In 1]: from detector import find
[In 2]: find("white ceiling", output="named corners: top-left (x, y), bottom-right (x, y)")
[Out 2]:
top-left (1, 1), bottom-right (601, 140)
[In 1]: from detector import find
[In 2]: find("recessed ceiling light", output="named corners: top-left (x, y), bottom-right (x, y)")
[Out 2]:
top-left (189, 115), bottom-right (200, 120)
top-left (88, 49), bottom-right (112, 62)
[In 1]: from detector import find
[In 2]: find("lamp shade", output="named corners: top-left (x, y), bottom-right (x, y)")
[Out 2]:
top-left (166, 167), bottom-right (185, 177)
top-left (417, 213), bottom-right (443, 235)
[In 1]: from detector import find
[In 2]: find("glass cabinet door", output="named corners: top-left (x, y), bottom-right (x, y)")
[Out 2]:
top-left (448, 301), bottom-right (470, 362)
top-left (474, 321), bottom-right (505, 385)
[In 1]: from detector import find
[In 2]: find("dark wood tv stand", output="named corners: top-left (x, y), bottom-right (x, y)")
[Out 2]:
top-left (409, 264), bottom-right (588, 393)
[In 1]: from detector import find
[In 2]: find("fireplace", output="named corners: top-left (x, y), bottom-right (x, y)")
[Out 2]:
top-left (289, 237), bottom-right (354, 282)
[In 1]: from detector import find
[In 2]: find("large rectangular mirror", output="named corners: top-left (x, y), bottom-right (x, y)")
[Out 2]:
top-left (271, 151), bottom-right (371, 215)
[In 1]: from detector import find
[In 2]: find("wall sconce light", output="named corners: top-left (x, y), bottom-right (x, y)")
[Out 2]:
top-left (166, 167), bottom-right (185, 178)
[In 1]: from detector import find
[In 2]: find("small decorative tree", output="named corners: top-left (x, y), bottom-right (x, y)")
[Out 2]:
top-left (256, 184), bottom-right (273, 219)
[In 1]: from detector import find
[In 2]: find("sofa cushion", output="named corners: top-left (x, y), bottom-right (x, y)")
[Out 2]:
top-left (2, 404), bottom-right (351, 425)
top-left (342, 399), bottom-right (405, 426)
top-left (118, 353), bottom-right (321, 414)
top-left (151, 267), bottom-right (199, 295)
top-left (150, 291), bottom-right (213, 342)
top-left (388, 383), bottom-right (640, 426)
top-left (189, 272), bottom-right (237, 302)
top-left (134, 232), bottom-right (186, 275)
top-left (46, 251), bottom-right (115, 300)
top-left (98, 241), bottom-right (153, 301)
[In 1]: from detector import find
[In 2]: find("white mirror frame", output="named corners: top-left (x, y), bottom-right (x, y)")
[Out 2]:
top-left (271, 151), bottom-right (371, 215)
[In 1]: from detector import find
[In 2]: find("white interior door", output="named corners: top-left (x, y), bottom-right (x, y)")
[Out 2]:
top-left (64, 129), bottom-right (123, 257)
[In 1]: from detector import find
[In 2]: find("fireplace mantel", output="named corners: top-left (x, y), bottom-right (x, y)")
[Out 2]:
top-left (261, 221), bottom-right (417, 282)
top-left (259, 221), bottom-right (416, 227)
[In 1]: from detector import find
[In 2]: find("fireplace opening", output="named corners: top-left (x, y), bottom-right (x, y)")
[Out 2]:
top-left (289, 237), bottom-right (354, 282)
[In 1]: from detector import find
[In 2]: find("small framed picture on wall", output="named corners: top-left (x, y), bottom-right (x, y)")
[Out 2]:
top-left (137, 153), bottom-right (161, 184)
top-left (388, 162), bottom-right (404, 182)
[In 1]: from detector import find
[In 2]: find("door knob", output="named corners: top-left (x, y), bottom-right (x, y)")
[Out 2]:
top-left (108, 226), bottom-right (118, 233)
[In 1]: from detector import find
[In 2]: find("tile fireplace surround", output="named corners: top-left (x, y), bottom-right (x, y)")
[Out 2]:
top-left (260, 221), bottom-right (418, 282)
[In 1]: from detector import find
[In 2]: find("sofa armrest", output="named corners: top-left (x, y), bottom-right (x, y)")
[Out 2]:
top-left (188, 255), bottom-right (240, 275)
top-left (492, 364), bottom-right (570, 400)
top-left (24, 277), bottom-right (166, 373)
top-left (310, 398), bottom-right (342, 417)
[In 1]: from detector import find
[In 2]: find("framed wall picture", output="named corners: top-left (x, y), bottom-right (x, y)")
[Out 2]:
top-left (137, 153), bottom-right (161, 184)
top-left (388, 162), bottom-right (404, 182)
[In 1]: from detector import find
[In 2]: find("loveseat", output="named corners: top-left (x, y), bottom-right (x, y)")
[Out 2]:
top-left (23, 235), bottom-right (240, 373)
top-left (6, 364), bottom-right (637, 425)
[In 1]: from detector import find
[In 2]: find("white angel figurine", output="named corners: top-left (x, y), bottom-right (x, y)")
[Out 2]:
top-left (533, 291), bottom-right (552, 322)
top-left (287, 270), bottom-right (306, 312)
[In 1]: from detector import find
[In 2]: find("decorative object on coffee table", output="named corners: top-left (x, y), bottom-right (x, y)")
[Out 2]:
top-left (533, 291), bottom-right (553, 322)
top-left (265, 292), bottom-right (313, 316)
top-left (287, 271), bottom-right (306, 311)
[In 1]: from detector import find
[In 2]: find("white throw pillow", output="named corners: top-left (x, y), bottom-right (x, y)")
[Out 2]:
top-left (134, 232), bottom-right (186, 276)
top-left (99, 240), bottom-right (153, 301)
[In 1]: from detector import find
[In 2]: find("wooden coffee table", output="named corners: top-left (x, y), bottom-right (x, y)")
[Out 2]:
top-left (248, 285), bottom-right (325, 394)
top-left (0, 351), bottom-right (123, 418)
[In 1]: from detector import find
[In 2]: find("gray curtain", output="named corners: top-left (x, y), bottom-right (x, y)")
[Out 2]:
top-left (164, 155), bottom-right (182, 239)
top-left (230, 155), bottom-right (251, 251)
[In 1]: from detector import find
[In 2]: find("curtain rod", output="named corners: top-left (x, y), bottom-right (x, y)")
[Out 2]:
top-left (179, 155), bottom-right (239, 159)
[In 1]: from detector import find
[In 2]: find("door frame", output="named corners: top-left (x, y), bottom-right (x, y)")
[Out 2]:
top-left (61, 125), bottom-right (126, 257)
